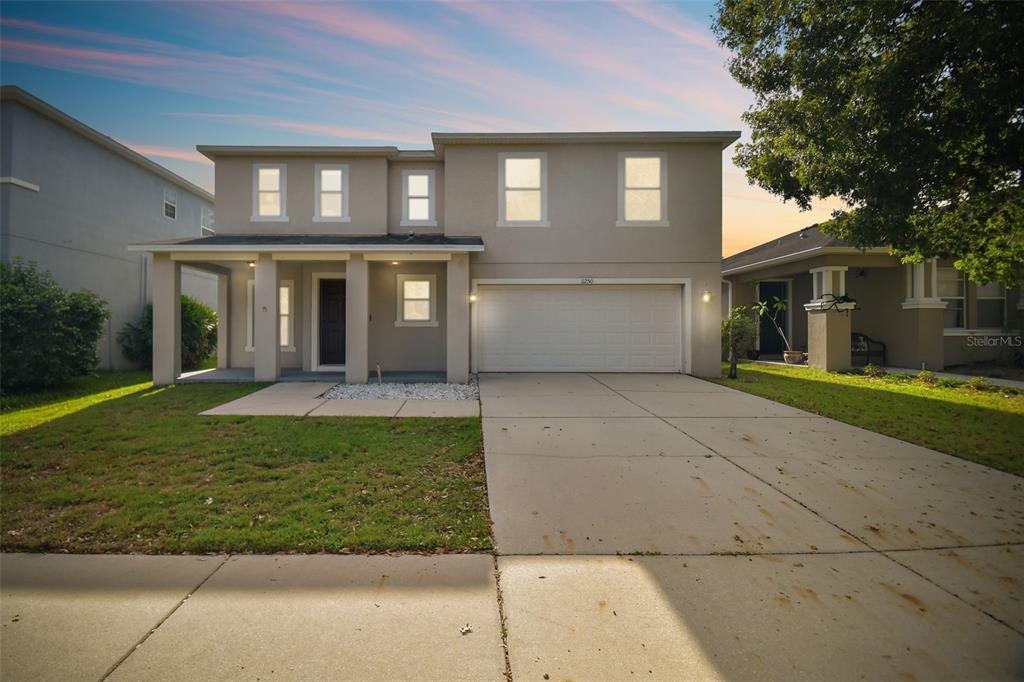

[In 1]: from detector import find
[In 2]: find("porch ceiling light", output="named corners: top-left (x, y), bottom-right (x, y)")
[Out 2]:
top-left (247, 261), bottom-right (255, 268)
top-left (391, 261), bottom-right (400, 265)
top-left (701, 289), bottom-right (712, 303)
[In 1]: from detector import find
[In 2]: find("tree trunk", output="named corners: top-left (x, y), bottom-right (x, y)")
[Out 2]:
top-left (727, 321), bottom-right (738, 379)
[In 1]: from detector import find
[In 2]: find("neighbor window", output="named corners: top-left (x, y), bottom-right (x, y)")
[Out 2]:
top-left (314, 164), bottom-right (348, 221)
top-left (396, 274), bottom-right (437, 327)
top-left (245, 280), bottom-right (296, 351)
top-left (253, 164), bottom-right (286, 220)
top-left (937, 266), bottom-right (965, 329)
top-left (401, 169), bottom-right (436, 226)
top-left (498, 153), bottom-right (547, 226)
top-left (163, 188), bottom-right (177, 220)
top-left (976, 281), bottom-right (1006, 329)
top-left (618, 152), bottom-right (667, 226)
top-left (201, 206), bottom-right (215, 235)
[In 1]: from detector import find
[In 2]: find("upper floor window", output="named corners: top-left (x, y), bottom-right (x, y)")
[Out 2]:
top-left (396, 273), bottom-right (438, 327)
top-left (976, 281), bottom-right (1005, 329)
top-left (314, 164), bottom-right (349, 222)
top-left (401, 169), bottom-right (436, 227)
top-left (498, 152), bottom-right (548, 226)
top-left (252, 164), bottom-right (287, 221)
top-left (618, 152), bottom-right (668, 226)
top-left (937, 266), bottom-right (965, 329)
top-left (163, 188), bottom-right (177, 220)
top-left (201, 206), bottom-right (215, 236)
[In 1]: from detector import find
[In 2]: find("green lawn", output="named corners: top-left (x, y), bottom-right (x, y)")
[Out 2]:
top-left (1, 374), bottom-right (491, 554)
top-left (713, 362), bottom-right (1024, 476)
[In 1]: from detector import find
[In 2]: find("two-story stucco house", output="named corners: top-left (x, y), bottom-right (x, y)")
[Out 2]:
top-left (132, 131), bottom-right (739, 385)
top-left (0, 86), bottom-right (218, 369)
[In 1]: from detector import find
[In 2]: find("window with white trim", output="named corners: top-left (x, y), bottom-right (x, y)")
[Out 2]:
top-left (201, 206), bottom-right (215, 235)
top-left (976, 281), bottom-right (1005, 329)
top-left (618, 152), bottom-right (667, 226)
top-left (937, 266), bottom-right (965, 329)
top-left (396, 274), bottom-right (437, 327)
top-left (245, 279), bottom-right (296, 350)
top-left (498, 153), bottom-right (547, 226)
top-left (401, 169), bottom-right (435, 226)
top-left (314, 164), bottom-right (348, 221)
top-left (252, 164), bottom-right (286, 220)
top-left (163, 188), bottom-right (177, 220)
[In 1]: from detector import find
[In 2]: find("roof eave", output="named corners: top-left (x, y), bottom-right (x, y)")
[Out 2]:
top-left (722, 246), bottom-right (893, 275)
top-left (127, 243), bottom-right (484, 253)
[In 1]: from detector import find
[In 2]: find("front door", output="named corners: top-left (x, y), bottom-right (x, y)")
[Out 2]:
top-left (319, 279), bottom-right (346, 365)
top-left (758, 281), bottom-right (788, 355)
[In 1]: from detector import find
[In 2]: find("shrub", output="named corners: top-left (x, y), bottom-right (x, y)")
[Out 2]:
top-left (861, 363), bottom-right (887, 378)
top-left (722, 305), bottom-right (758, 378)
top-left (117, 296), bottom-right (217, 370)
top-left (965, 376), bottom-right (995, 392)
top-left (0, 260), bottom-right (109, 391)
top-left (915, 370), bottom-right (937, 384)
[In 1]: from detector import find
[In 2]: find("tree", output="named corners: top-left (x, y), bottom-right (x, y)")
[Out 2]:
top-left (722, 305), bottom-right (758, 379)
top-left (714, 0), bottom-right (1024, 285)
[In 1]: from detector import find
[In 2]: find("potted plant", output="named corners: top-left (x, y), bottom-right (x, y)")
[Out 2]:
top-left (753, 296), bottom-right (803, 364)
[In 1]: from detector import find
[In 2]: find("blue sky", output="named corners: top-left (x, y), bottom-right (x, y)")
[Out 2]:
top-left (0, 1), bottom-right (838, 254)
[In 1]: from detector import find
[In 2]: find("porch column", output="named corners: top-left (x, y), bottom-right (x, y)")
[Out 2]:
top-left (345, 254), bottom-right (369, 384)
top-left (151, 253), bottom-right (181, 385)
top-left (216, 272), bottom-right (230, 369)
top-left (254, 254), bottom-right (279, 381)
top-left (896, 259), bottom-right (946, 370)
top-left (805, 266), bottom-right (852, 370)
top-left (446, 253), bottom-right (470, 383)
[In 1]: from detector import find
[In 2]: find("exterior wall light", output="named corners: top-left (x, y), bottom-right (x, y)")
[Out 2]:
top-left (469, 293), bottom-right (478, 303)
top-left (701, 289), bottom-right (712, 303)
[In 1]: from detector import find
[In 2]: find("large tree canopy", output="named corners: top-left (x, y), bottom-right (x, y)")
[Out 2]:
top-left (715, 0), bottom-right (1024, 284)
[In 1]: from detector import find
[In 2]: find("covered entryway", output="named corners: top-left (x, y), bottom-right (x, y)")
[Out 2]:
top-left (474, 284), bottom-right (683, 372)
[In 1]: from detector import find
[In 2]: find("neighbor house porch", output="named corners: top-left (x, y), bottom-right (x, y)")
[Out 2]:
top-left (131, 235), bottom-right (483, 385)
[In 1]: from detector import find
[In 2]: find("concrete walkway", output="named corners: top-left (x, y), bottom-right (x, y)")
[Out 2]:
top-left (199, 381), bottom-right (480, 417)
top-left (2, 373), bottom-right (1021, 680)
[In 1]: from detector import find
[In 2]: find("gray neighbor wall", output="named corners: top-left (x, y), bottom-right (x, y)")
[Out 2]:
top-left (0, 97), bottom-right (216, 369)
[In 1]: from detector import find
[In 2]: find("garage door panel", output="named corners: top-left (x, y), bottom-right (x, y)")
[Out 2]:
top-left (476, 284), bottom-right (683, 373)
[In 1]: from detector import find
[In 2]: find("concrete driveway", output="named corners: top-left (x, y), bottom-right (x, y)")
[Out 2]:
top-left (481, 372), bottom-right (1024, 680)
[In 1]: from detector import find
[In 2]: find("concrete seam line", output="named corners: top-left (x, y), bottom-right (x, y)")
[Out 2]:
top-left (99, 554), bottom-right (231, 681)
top-left (492, 555), bottom-right (514, 682)
top-left (588, 374), bottom-right (1024, 639)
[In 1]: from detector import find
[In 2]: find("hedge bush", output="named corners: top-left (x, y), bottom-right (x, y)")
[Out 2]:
top-left (117, 295), bottom-right (217, 370)
top-left (1, 260), bottom-right (109, 391)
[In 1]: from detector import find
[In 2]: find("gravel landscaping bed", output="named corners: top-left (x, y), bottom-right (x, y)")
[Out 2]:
top-left (321, 375), bottom-right (479, 401)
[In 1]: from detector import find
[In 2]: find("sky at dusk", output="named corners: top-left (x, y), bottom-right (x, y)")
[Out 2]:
top-left (0, 1), bottom-right (843, 256)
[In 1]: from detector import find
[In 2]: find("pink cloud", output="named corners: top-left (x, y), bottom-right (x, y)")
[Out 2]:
top-left (175, 113), bottom-right (427, 145)
top-left (611, 1), bottom-right (730, 58)
top-left (122, 143), bottom-right (213, 165)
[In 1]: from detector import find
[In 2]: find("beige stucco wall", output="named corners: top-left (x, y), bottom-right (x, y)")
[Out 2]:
top-left (387, 161), bottom-right (444, 235)
top-left (368, 261), bottom-right (447, 372)
top-left (214, 156), bottom-right (387, 235)
top-left (228, 260), bottom-right (304, 369)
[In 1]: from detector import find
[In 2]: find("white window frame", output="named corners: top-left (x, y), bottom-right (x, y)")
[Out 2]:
top-left (395, 273), bottom-right (438, 327)
top-left (163, 188), bottom-right (177, 221)
top-left (937, 266), bottom-right (966, 330)
top-left (251, 163), bottom-right (288, 222)
top-left (401, 169), bottom-right (436, 227)
top-left (245, 279), bottom-right (296, 351)
top-left (313, 163), bottom-right (350, 222)
top-left (201, 205), bottom-right (215, 236)
top-left (497, 152), bottom-right (549, 227)
top-left (617, 152), bottom-right (669, 227)
top-left (975, 281), bottom-right (1006, 330)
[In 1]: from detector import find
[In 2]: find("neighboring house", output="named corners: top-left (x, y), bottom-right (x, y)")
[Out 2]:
top-left (0, 86), bottom-right (217, 369)
top-left (131, 131), bottom-right (739, 384)
top-left (722, 225), bottom-right (1022, 371)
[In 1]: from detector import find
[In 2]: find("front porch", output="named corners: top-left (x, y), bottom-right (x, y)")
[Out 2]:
top-left (133, 234), bottom-right (483, 386)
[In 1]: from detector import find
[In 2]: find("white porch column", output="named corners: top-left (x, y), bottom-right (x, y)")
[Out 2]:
top-left (805, 265), bottom-right (853, 371)
top-left (446, 253), bottom-right (470, 383)
top-left (152, 253), bottom-right (181, 385)
top-left (345, 255), bottom-right (369, 384)
top-left (254, 254), bottom-right (279, 381)
top-left (216, 272), bottom-right (230, 369)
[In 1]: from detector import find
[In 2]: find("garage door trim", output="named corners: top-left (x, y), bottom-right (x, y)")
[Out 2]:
top-left (470, 277), bottom-right (692, 374)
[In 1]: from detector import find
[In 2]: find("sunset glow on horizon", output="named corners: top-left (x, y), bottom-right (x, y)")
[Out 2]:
top-left (0, 1), bottom-right (842, 256)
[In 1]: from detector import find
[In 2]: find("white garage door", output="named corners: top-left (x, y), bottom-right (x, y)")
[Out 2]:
top-left (475, 284), bottom-right (683, 372)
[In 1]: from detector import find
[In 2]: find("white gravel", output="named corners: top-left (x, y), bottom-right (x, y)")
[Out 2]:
top-left (320, 374), bottom-right (478, 400)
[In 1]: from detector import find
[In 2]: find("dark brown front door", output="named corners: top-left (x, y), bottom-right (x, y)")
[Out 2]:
top-left (320, 279), bottom-right (346, 365)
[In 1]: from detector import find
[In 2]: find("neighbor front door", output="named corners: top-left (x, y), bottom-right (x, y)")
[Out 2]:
top-left (758, 281), bottom-right (788, 355)
top-left (320, 279), bottom-right (346, 366)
